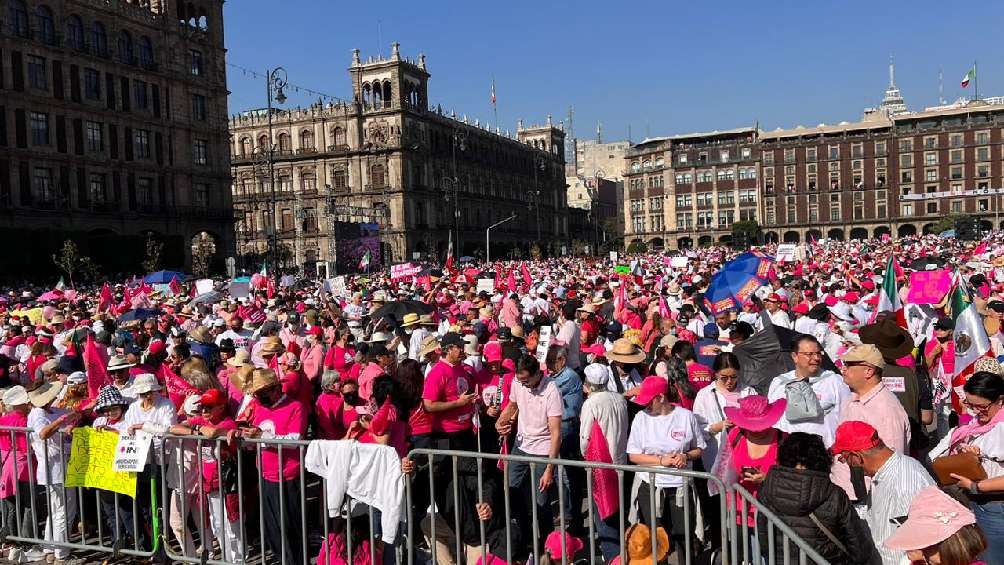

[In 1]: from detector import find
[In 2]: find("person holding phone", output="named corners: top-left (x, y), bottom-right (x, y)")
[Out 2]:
top-left (721, 395), bottom-right (787, 529)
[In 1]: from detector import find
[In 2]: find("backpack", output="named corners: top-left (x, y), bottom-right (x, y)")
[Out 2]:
top-left (783, 376), bottom-right (823, 423)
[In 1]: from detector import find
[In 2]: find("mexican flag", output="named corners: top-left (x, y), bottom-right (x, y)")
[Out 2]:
top-left (949, 274), bottom-right (991, 409)
top-left (961, 65), bottom-right (976, 88)
top-left (873, 255), bottom-right (905, 325)
top-left (55, 277), bottom-right (65, 291)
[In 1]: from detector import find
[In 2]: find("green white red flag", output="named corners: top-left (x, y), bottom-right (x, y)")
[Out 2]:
top-left (961, 65), bottom-right (976, 88)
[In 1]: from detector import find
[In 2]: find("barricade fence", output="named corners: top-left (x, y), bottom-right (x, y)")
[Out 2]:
top-left (0, 426), bottom-right (829, 565)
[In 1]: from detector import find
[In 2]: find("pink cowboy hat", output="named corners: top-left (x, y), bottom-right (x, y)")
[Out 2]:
top-left (723, 395), bottom-right (786, 432)
top-left (544, 530), bottom-right (584, 559)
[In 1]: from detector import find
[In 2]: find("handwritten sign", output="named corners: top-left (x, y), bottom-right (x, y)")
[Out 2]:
top-left (113, 431), bottom-right (152, 473)
top-left (390, 262), bottom-right (422, 280)
top-left (907, 270), bottom-right (951, 304)
top-left (775, 244), bottom-right (797, 263)
top-left (476, 279), bottom-right (495, 294)
top-left (609, 251), bottom-right (618, 262)
top-left (536, 326), bottom-right (552, 364)
top-left (195, 279), bottom-right (215, 295)
top-left (670, 256), bottom-right (689, 269)
top-left (65, 428), bottom-right (137, 498)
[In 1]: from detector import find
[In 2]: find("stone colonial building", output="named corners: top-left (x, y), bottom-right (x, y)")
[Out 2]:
top-left (229, 43), bottom-right (568, 273)
top-left (0, 0), bottom-right (233, 276)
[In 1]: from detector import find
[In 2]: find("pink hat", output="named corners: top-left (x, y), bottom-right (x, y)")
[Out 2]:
top-left (723, 395), bottom-right (786, 432)
top-left (824, 296), bottom-right (839, 307)
top-left (884, 485), bottom-right (975, 551)
top-left (483, 342), bottom-right (502, 363)
top-left (544, 530), bottom-right (584, 559)
top-left (793, 303), bottom-right (809, 315)
top-left (632, 376), bottom-right (669, 406)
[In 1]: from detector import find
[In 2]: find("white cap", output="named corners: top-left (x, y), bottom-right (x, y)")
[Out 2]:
top-left (3, 386), bottom-right (29, 407)
top-left (213, 318), bottom-right (226, 327)
top-left (67, 371), bottom-right (87, 385)
top-left (584, 363), bottom-right (609, 386)
top-left (182, 395), bottom-right (201, 417)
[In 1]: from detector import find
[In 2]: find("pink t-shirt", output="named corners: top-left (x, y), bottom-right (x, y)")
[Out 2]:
top-left (729, 428), bottom-right (780, 526)
top-left (0, 412), bottom-right (30, 498)
top-left (358, 363), bottom-right (386, 401)
top-left (315, 392), bottom-right (347, 440)
top-left (422, 360), bottom-right (474, 433)
top-left (508, 377), bottom-right (563, 456)
top-left (251, 397), bottom-right (308, 482)
top-left (687, 362), bottom-right (714, 393)
top-left (186, 414), bottom-right (237, 491)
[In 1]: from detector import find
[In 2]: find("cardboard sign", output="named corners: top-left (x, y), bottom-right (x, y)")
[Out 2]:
top-left (609, 251), bottom-right (618, 262)
top-left (390, 262), bottom-right (422, 280)
top-left (476, 279), bottom-right (495, 294)
top-left (327, 276), bottom-right (346, 297)
top-left (195, 279), bottom-right (214, 295)
top-left (536, 326), bottom-right (552, 364)
top-left (670, 256), bottom-right (689, 268)
top-left (907, 270), bottom-right (951, 304)
top-left (775, 244), bottom-right (797, 262)
top-left (113, 431), bottom-right (152, 473)
top-left (65, 428), bottom-right (137, 498)
top-left (228, 281), bottom-right (250, 299)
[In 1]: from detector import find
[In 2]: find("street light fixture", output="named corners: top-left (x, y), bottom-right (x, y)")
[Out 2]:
top-left (447, 130), bottom-right (467, 255)
top-left (263, 66), bottom-right (288, 272)
top-left (486, 214), bottom-right (517, 263)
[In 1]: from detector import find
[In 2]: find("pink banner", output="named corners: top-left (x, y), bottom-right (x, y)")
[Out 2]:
top-left (907, 270), bottom-right (951, 304)
top-left (390, 262), bottom-right (421, 280)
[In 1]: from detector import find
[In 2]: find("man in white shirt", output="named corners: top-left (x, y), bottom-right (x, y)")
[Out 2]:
top-left (767, 334), bottom-right (850, 447)
top-left (763, 294), bottom-right (792, 329)
top-left (215, 315), bottom-right (254, 349)
top-left (830, 421), bottom-right (933, 565)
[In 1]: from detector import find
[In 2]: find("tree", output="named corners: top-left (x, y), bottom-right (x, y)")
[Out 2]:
top-left (191, 232), bottom-right (217, 277)
top-left (51, 239), bottom-right (105, 287)
top-left (732, 220), bottom-right (763, 249)
top-left (140, 235), bottom-right (164, 273)
top-left (626, 240), bottom-right (648, 254)
top-left (931, 214), bottom-right (972, 236)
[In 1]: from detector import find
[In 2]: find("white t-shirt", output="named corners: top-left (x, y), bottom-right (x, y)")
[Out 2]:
top-left (767, 370), bottom-right (850, 447)
top-left (27, 406), bottom-right (71, 485)
top-left (627, 407), bottom-right (706, 488)
top-left (216, 328), bottom-right (254, 349)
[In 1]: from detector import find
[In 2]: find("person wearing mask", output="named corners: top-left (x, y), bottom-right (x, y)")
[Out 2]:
top-left (883, 486), bottom-right (988, 565)
top-left (241, 368), bottom-right (308, 565)
top-left (830, 420), bottom-right (934, 565)
top-left (693, 353), bottom-right (755, 473)
top-left (495, 354), bottom-right (562, 557)
top-left (755, 433), bottom-right (878, 564)
top-left (215, 315), bottom-right (253, 350)
top-left (767, 335), bottom-right (850, 447)
top-left (422, 333), bottom-right (477, 451)
top-left (929, 371), bottom-right (1004, 563)
top-left (300, 325), bottom-right (325, 388)
top-left (315, 369), bottom-right (347, 440)
top-left (626, 376), bottom-right (705, 557)
top-left (578, 363), bottom-right (629, 562)
top-left (359, 343), bottom-right (394, 402)
top-left (546, 345), bottom-right (584, 531)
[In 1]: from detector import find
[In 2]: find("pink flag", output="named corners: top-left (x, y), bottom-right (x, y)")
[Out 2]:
top-left (521, 263), bottom-right (532, 287)
top-left (583, 421), bottom-right (620, 519)
top-left (168, 276), bottom-right (182, 296)
top-left (506, 270), bottom-right (517, 292)
top-left (658, 297), bottom-right (670, 318)
top-left (83, 335), bottom-right (110, 400)
top-left (98, 283), bottom-right (113, 313)
top-left (157, 363), bottom-right (199, 410)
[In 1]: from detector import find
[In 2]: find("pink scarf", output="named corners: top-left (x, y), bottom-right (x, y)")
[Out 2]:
top-left (949, 406), bottom-right (1004, 450)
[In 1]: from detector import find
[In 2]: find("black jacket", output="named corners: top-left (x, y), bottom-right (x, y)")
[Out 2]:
top-left (756, 465), bottom-right (878, 565)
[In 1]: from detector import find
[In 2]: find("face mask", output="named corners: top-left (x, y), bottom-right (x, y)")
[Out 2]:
top-left (849, 464), bottom-right (869, 503)
top-left (342, 391), bottom-right (360, 406)
top-left (937, 335), bottom-right (950, 343)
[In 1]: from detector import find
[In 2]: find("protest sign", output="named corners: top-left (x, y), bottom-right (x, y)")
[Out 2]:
top-left (65, 428), bottom-right (137, 498)
top-left (609, 251), bottom-right (618, 262)
top-left (390, 262), bottom-right (422, 280)
top-left (536, 325), bottom-right (552, 364)
top-left (907, 270), bottom-right (951, 304)
top-left (670, 256), bottom-right (689, 268)
top-left (476, 279), bottom-right (495, 294)
top-left (228, 281), bottom-right (250, 299)
top-left (195, 278), bottom-right (214, 295)
top-left (113, 431), bottom-right (152, 473)
top-left (775, 244), bottom-right (797, 262)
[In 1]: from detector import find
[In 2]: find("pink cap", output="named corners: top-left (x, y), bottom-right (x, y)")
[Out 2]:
top-left (632, 376), bottom-right (669, 406)
top-left (824, 296), bottom-right (839, 307)
top-left (793, 303), bottom-right (809, 315)
top-left (483, 342), bottom-right (502, 363)
top-left (544, 530), bottom-right (584, 559)
top-left (884, 485), bottom-right (975, 551)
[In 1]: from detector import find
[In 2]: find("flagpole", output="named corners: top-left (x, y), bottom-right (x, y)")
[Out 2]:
top-left (491, 77), bottom-right (498, 132)
top-left (974, 60), bottom-right (979, 102)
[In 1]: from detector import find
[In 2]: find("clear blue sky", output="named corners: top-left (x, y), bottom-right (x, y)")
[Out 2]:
top-left (224, 0), bottom-right (1003, 142)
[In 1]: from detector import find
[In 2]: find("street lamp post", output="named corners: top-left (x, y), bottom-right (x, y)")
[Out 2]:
top-left (531, 155), bottom-right (546, 250)
top-left (448, 130), bottom-right (467, 255)
top-left (486, 214), bottom-right (517, 263)
top-left (264, 67), bottom-right (288, 272)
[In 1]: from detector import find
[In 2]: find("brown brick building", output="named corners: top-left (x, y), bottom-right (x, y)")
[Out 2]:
top-left (0, 0), bottom-right (233, 276)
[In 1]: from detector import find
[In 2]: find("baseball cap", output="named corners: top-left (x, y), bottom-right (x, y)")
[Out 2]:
top-left (934, 316), bottom-right (955, 331)
top-left (198, 388), bottom-right (227, 409)
top-left (632, 377), bottom-right (669, 406)
top-left (830, 421), bottom-right (881, 455)
top-left (840, 344), bottom-right (886, 369)
top-left (583, 363), bottom-right (609, 387)
top-left (765, 293), bottom-right (782, 303)
top-left (440, 332), bottom-right (465, 349)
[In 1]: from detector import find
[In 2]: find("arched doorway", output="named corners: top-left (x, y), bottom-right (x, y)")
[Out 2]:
top-left (649, 237), bottom-right (665, 251)
top-left (677, 237), bottom-right (693, 249)
top-left (922, 223), bottom-right (937, 235)
top-left (718, 234), bottom-right (733, 245)
top-left (698, 235), bottom-right (712, 247)
top-left (826, 228), bottom-right (845, 241)
top-left (783, 231), bottom-right (800, 243)
top-left (874, 226), bottom-right (890, 239)
top-left (897, 224), bottom-right (917, 238)
top-left (764, 231), bottom-right (779, 244)
top-left (806, 229), bottom-right (822, 242)
top-left (850, 228), bottom-right (868, 240)
top-left (980, 220), bottom-right (993, 232)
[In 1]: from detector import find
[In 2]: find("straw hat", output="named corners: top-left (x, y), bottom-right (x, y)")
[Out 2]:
top-left (226, 349), bottom-right (251, 368)
top-left (259, 336), bottom-right (284, 356)
top-left (509, 325), bottom-right (525, 340)
top-left (106, 355), bottom-right (135, 372)
top-left (624, 523), bottom-right (670, 564)
top-left (576, 302), bottom-right (597, 314)
top-left (419, 335), bottom-right (439, 358)
top-left (28, 381), bottom-right (63, 408)
top-left (189, 326), bottom-right (211, 344)
top-left (249, 368), bottom-right (279, 394)
top-left (400, 313), bottom-right (421, 327)
top-left (606, 338), bottom-right (646, 364)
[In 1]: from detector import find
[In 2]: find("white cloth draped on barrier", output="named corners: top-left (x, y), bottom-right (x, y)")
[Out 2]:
top-left (305, 440), bottom-right (406, 542)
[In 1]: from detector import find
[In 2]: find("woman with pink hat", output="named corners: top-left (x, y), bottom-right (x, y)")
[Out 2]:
top-left (718, 395), bottom-right (787, 529)
top-left (884, 485), bottom-right (987, 565)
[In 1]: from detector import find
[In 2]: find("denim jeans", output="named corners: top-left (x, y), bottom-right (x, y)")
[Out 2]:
top-left (508, 447), bottom-right (554, 557)
top-left (972, 500), bottom-right (1004, 565)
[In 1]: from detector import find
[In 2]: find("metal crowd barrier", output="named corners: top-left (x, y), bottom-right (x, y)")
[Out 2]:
top-left (0, 425), bottom-right (831, 565)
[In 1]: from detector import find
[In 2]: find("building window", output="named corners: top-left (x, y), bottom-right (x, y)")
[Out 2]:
top-left (899, 138), bottom-right (913, 152)
top-left (718, 209), bottom-right (735, 227)
top-left (86, 121), bottom-right (103, 152)
top-left (924, 152), bottom-right (938, 166)
top-left (717, 191), bottom-right (735, 206)
top-left (136, 177), bottom-right (153, 205)
top-left (370, 164), bottom-right (385, 187)
top-left (91, 21), bottom-right (108, 57)
top-left (331, 169), bottom-right (348, 191)
top-left (675, 194), bottom-right (692, 208)
top-left (697, 171), bottom-right (713, 183)
top-left (720, 150), bottom-right (730, 162)
top-left (901, 171), bottom-right (913, 183)
top-left (923, 136), bottom-right (937, 149)
top-left (876, 190), bottom-right (887, 218)
top-left (874, 141), bottom-right (886, 156)
top-left (979, 199), bottom-right (989, 212)
top-left (191, 94), bottom-right (206, 121)
top-left (27, 55), bottom-right (47, 90)
top-left (88, 173), bottom-right (106, 204)
top-left (118, 30), bottom-right (134, 64)
top-left (716, 169), bottom-right (734, 182)
top-left (950, 149), bottom-right (963, 163)
top-left (925, 169), bottom-right (938, 182)
top-left (976, 131), bottom-right (990, 145)
top-left (901, 203), bottom-right (913, 216)
top-left (193, 183), bottom-right (209, 207)
top-left (138, 36), bottom-right (155, 68)
top-left (978, 164), bottom-right (990, 178)
top-left (9, 0), bottom-right (29, 37)
top-left (30, 112), bottom-right (49, 145)
top-left (676, 212), bottom-right (693, 229)
top-left (738, 167), bottom-right (757, 180)
top-left (66, 15), bottom-right (84, 50)
top-left (951, 200), bottom-right (963, 214)
top-left (84, 69), bottom-right (101, 100)
top-left (32, 167), bottom-right (54, 205)
top-left (190, 50), bottom-right (203, 76)
top-left (134, 130), bottom-right (150, 158)
top-left (301, 174), bottom-right (317, 193)
top-left (927, 202), bottom-right (939, 214)
top-left (741, 147), bottom-right (751, 159)
top-left (762, 152), bottom-right (774, 164)
top-left (696, 192), bottom-right (713, 207)
top-left (300, 129), bottom-right (314, 150)
top-left (134, 81), bottom-right (148, 110)
top-left (950, 134), bottom-right (963, 147)
top-left (192, 139), bottom-right (208, 165)
top-left (678, 153), bottom-right (688, 164)
top-left (950, 166), bottom-right (963, 180)
top-left (977, 147), bottom-right (990, 161)
top-left (828, 145), bottom-right (839, 159)
top-left (851, 143), bottom-right (864, 158)
top-left (806, 147), bottom-right (817, 161)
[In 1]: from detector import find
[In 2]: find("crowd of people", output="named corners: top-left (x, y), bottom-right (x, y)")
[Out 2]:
top-left (0, 233), bottom-right (1002, 564)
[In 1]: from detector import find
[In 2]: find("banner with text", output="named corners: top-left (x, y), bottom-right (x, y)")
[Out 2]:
top-left (390, 262), bottom-right (422, 280)
top-left (907, 270), bottom-right (952, 304)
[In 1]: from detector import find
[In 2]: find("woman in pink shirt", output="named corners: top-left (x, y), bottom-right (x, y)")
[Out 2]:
top-left (315, 369), bottom-right (348, 440)
top-left (322, 329), bottom-right (356, 372)
top-left (354, 376), bottom-right (411, 458)
top-left (243, 368), bottom-right (308, 565)
top-left (0, 386), bottom-right (33, 554)
top-left (721, 395), bottom-right (786, 528)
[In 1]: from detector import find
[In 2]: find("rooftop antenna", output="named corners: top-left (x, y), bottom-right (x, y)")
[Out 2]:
top-left (939, 66), bottom-right (945, 105)
top-left (597, 121), bottom-right (602, 144)
top-left (627, 125), bottom-right (632, 144)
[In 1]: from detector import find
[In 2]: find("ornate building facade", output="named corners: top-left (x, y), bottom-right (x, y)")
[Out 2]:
top-left (229, 43), bottom-right (568, 273)
top-left (0, 0), bottom-right (233, 275)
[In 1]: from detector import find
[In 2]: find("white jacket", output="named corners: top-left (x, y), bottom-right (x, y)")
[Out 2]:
top-left (305, 440), bottom-right (405, 542)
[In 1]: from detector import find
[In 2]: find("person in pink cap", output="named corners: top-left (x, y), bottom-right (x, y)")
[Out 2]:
top-left (884, 486), bottom-right (988, 565)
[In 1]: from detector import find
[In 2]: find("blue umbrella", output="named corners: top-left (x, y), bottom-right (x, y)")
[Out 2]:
top-left (117, 308), bottom-right (162, 323)
top-left (704, 268), bottom-right (767, 314)
top-left (144, 270), bottom-right (188, 284)
top-left (725, 251), bottom-right (775, 278)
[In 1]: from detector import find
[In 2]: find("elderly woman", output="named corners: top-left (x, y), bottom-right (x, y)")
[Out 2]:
top-left (315, 368), bottom-right (347, 440)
